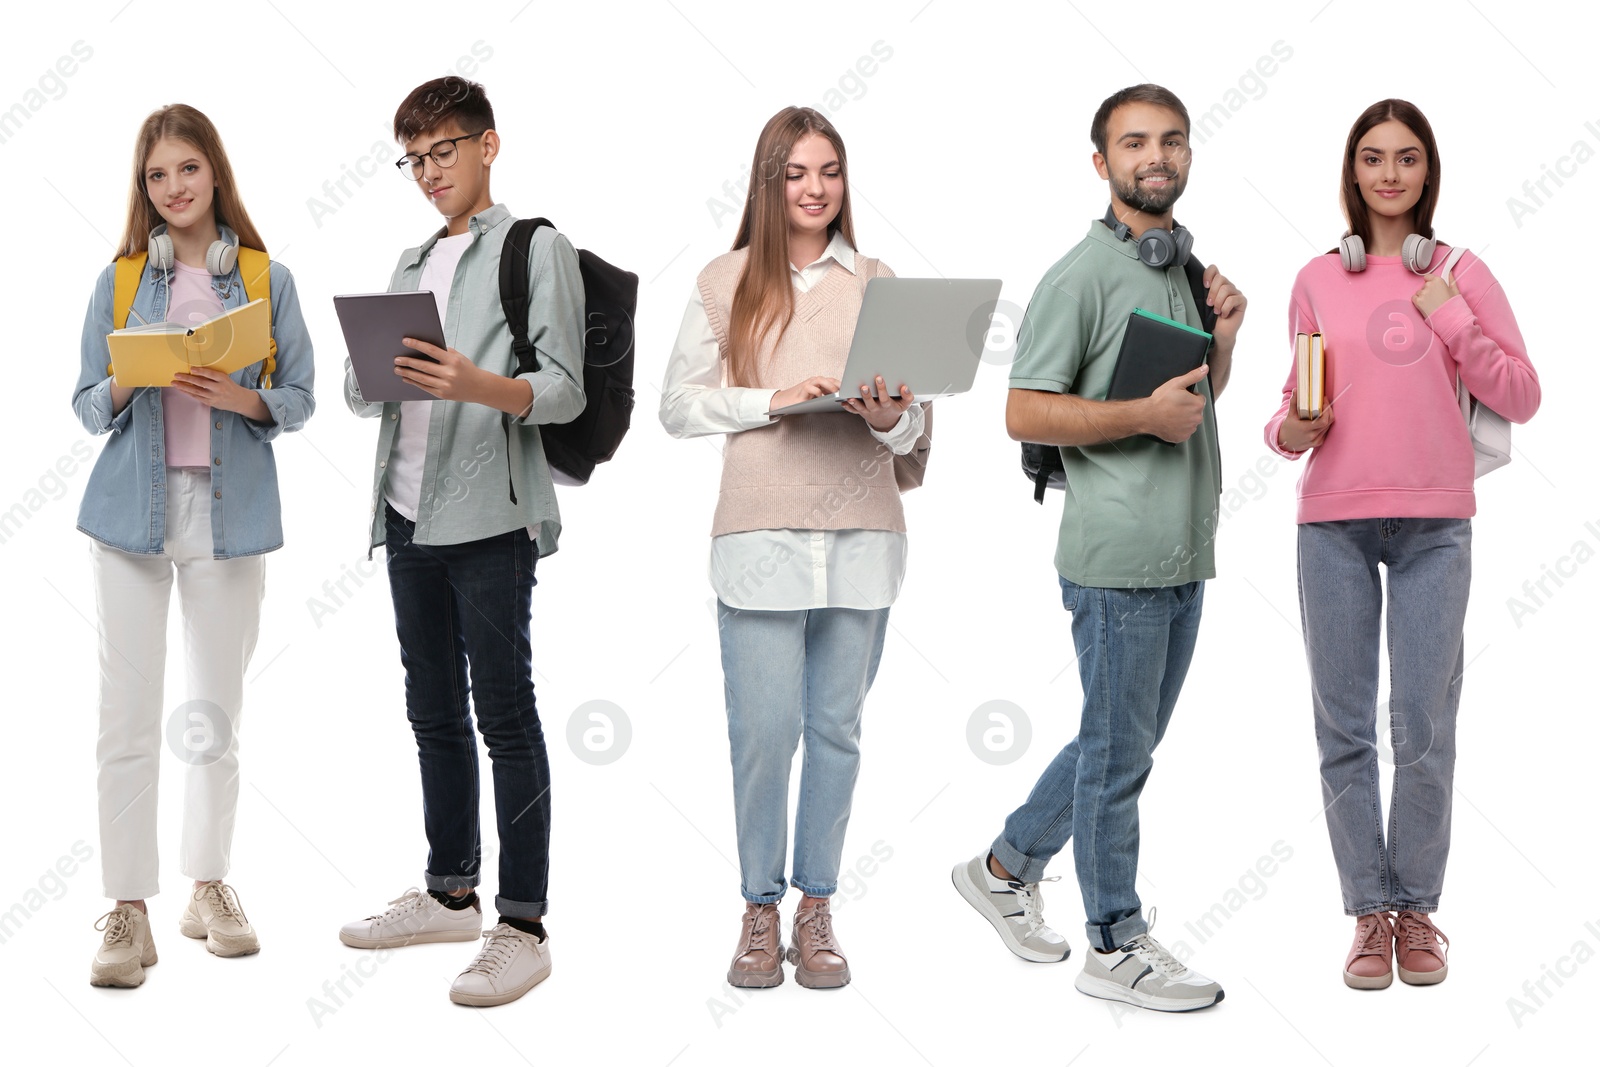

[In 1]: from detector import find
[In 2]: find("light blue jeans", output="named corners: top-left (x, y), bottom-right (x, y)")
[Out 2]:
top-left (994, 576), bottom-right (1204, 949)
top-left (716, 601), bottom-right (890, 903)
top-left (1297, 518), bottom-right (1471, 916)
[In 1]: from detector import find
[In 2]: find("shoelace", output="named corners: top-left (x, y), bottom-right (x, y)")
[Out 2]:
top-left (94, 907), bottom-right (134, 946)
top-left (1396, 912), bottom-right (1449, 960)
top-left (461, 925), bottom-right (523, 978)
top-left (740, 906), bottom-right (777, 953)
top-left (368, 888), bottom-right (429, 922)
top-left (796, 905), bottom-right (840, 952)
top-left (197, 882), bottom-right (248, 924)
top-left (1007, 875), bottom-right (1061, 934)
top-left (1354, 913), bottom-right (1392, 955)
top-left (1120, 908), bottom-right (1188, 980)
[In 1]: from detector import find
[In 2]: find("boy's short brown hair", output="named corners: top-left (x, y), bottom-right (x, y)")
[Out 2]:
top-left (393, 76), bottom-right (495, 143)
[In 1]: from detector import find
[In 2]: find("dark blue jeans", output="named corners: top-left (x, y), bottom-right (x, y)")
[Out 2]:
top-left (385, 505), bottom-right (550, 918)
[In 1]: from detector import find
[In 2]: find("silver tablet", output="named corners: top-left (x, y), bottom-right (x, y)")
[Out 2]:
top-left (768, 277), bottom-right (1002, 416)
top-left (334, 291), bottom-right (446, 403)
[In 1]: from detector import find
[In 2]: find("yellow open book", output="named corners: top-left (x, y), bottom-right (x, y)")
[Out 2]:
top-left (1295, 331), bottom-right (1325, 419)
top-left (107, 298), bottom-right (270, 387)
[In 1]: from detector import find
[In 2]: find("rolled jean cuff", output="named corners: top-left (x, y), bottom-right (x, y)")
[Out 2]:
top-left (740, 882), bottom-right (786, 906)
top-left (990, 836), bottom-right (1050, 885)
top-left (1392, 901), bottom-right (1439, 914)
top-left (424, 871), bottom-right (479, 894)
top-left (790, 880), bottom-right (836, 898)
top-left (1089, 912), bottom-right (1147, 951)
top-left (495, 894), bottom-right (548, 920)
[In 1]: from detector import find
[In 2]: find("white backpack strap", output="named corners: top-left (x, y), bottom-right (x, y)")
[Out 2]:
top-left (1439, 245), bottom-right (1467, 282)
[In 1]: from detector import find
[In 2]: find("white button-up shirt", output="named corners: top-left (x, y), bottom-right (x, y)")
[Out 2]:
top-left (660, 231), bottom-right (925, 610)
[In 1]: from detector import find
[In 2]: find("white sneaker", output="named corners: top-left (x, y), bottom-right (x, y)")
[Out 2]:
top-left (951, 852), bottom-right (1070, 962)
top-left (90, 904), bottom-right (157, 987)
top-left (1074, 909), bottom-right (1224, 1012)
top-left (179, 881), bottom-right (259, 957)
top-left (449, 924), bottom-right (551, 1006)
top-left (340, 887), bottom-right (482, 949)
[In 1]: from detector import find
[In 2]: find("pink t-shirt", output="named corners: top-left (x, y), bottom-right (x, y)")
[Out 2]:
top-left (1263, 247), bottom-right (1541, 522)
top-left (164, 261), bottom-right (225, 469)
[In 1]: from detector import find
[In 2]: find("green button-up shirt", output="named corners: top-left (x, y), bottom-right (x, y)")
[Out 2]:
top-left (344, 204), bottom-right (586, 556)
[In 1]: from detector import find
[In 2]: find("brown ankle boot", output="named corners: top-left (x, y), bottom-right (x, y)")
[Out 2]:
top-left (787, 898), bottom-right (850, 989)
top-left (727, 902), bottom-right (783, 988)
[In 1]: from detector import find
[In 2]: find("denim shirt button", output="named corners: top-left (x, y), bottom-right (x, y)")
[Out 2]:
top-left (213, 457), bottom-right (221, 465)
top-left (214, 420), bottom-right (222, 430)
top-left (214, 490), bottom-right (222, 499)
top-left (379, 460), bottom-right (387, 468)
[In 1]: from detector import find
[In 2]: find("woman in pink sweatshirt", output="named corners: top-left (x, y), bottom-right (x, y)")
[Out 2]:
top-left (1265, 99), bottom-right (1539, 991)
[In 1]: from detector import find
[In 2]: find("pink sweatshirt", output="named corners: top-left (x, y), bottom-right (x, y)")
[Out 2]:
top-left (1263, 246), bottom-right (1540, 522)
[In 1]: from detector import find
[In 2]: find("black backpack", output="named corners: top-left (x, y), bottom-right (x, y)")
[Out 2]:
top-left (1020, 253), bottom-right (1217, 502)
top-left (499, 217), bottom-right (638, 498)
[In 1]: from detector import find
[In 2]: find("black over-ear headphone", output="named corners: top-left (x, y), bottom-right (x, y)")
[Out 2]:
top-left (1103, 205), bottom-right (1192, 269)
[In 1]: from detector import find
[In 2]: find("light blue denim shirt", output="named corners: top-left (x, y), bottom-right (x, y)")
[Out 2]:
top-left (72, 227), bottom-right (316, 558)
top-left (343, 203), bottom-right (585, 557)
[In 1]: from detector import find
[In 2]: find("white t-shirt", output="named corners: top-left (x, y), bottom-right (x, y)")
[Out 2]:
top-left (385, 231), bottom-right (474, 520)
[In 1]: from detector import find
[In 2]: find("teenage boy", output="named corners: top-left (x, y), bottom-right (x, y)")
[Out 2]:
top-left (338, 77), bottom-right (584, 1008)
top-left (952, 84), bottom-right (1245, 1013)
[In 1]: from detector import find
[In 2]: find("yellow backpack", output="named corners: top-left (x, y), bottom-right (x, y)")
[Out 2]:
top-left (110, 246), bottom-right (277, 388)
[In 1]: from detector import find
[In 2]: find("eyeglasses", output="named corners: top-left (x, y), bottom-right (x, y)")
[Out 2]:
top-left (395, 132), bottom-right (484, 181)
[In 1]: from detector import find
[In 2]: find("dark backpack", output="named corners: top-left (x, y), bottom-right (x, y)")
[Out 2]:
top-left (499, 217), bottom-right (638, 498)
top-left (1020, 253), bottom-right (1218, 502)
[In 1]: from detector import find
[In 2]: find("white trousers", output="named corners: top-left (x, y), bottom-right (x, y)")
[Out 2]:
top-left (91, 469), bottom-right (265, 900)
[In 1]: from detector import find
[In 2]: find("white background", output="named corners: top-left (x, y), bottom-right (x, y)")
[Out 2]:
top-left (3, 1), bottom-right (1594, 1064)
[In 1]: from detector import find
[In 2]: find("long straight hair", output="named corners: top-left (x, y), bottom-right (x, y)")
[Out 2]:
top-left (1340, 99), bottom-right (1441, 249)
top-left (726, 107), bottom-right (856, 387)
top-left (113, 104), bottom-right (266, 261)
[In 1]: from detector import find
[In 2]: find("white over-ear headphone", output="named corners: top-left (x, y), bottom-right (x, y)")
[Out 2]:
top-left (1339, 232), bottom-right (1438, 275)
top-left (146, 224), bottom-right (239, 276)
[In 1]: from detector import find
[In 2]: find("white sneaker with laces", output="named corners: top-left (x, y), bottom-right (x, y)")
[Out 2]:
top-left (951, 852), bottom-right (1070, 962)
top-left (339, 887), bottom-right (482, 949)
top-left (179, 881), bottom-right (259, 957)
top-left (90, 904), bottom-right (157, 987)
top-left (449, 924), bottom-right (551, 1006)
top-left (1074, 908), bottom-right (1224, 1012)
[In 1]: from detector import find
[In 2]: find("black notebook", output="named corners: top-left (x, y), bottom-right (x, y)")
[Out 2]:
top-left (1105, 308), bottom-right (1213, 445)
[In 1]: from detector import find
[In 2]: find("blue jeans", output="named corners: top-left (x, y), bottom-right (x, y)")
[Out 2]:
top-left (1297, 518), bottom-right (1470, 916)
top-left (716, 601), bottom-right (890, 903)
top-left (385, 505), bottom-right (551, 918)
top-left (994, 576), bottom-right (1204, 949)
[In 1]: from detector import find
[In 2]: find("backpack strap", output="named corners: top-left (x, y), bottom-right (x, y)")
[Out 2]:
top-left (501, 217), bottom-right (554, 377)
top-left (108, 254), bottom-right (148, 375)
top-left (1182, 254), bottom-right (1218, 335)
top-left (496, 217), bottom-right (556, 505)
top-left (237, 247), bottom-right (276, 388)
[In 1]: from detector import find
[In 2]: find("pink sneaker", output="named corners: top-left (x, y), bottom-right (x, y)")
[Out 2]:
top-left (1343, 911), bottom-right (1395, 989)
top-left (1395, 910), bottom-right (1449, 985)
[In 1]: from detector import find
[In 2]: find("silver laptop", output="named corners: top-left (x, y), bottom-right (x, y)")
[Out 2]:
top-left (767, 277), bottom-right (1003, 416)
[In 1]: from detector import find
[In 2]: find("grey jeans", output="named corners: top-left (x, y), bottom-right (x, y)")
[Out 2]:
top-left (1297, 518), bottom-right (1471, 915)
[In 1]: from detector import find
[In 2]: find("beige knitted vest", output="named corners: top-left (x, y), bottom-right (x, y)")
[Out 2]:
top-left (698, 247), bottom-right (906, 536)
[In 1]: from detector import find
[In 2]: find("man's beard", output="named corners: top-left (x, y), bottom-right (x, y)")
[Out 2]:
top-left (1112, 167), bottom-right (1184, 215)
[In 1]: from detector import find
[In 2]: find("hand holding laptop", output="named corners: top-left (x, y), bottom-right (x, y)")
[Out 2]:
top-left (770, 374), bottom-right (914, 431)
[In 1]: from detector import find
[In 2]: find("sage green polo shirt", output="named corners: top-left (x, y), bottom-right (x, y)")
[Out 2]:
top-left (1010, 220), bottom-right (1222, 588)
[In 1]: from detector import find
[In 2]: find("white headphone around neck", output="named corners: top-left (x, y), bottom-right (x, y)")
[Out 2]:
top-left (1338, 231), bottom-right (1438, 275)
top-left (146, 225), bottom-right (238, 276)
